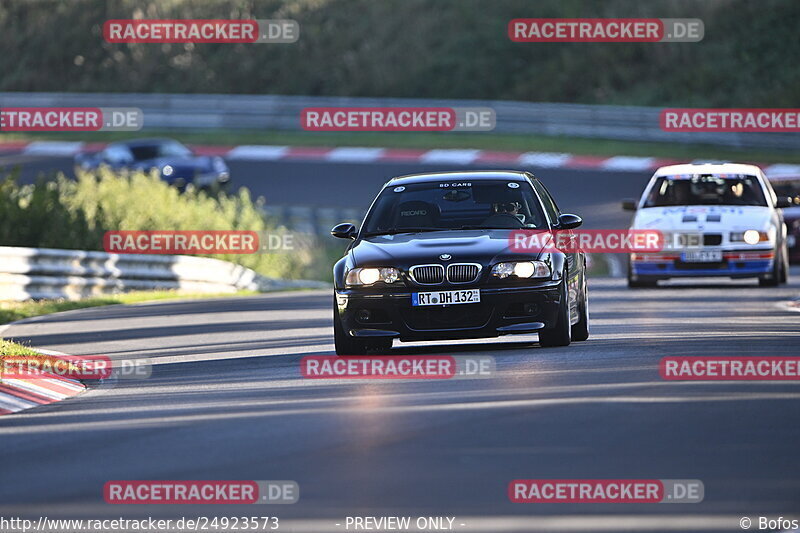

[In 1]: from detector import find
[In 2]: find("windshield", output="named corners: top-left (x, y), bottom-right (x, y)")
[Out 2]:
top-left (128, 141), bottom-right (192, 161)
top-left (362, 179), bottom-right (547, 236)
top-left (643, 174), bottom-right (768, 207)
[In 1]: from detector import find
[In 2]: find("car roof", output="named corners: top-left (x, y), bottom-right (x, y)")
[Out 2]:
top-left (767, 174), bottom-right (800, 181)
top-left (654, 162), bottom-right (763, 177)
top-left (388, 170), bottom-right (530, 186)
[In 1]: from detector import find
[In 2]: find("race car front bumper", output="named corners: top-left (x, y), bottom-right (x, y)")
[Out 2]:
top-left (630, 248), bottom-right (774, 279)
top-left (336, 281), bottom-right (564, 343)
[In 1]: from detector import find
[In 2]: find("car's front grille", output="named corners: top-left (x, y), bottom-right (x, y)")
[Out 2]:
top-left (410, 264), bottom-right (445, 284)
top-left (401, 306), bottom-right (491, 330)
top-left (447, 263), bottom-right (481, 283)
top-left (675, 260), bottom-right (727, 270)
top-left (703, 234), bottom-right (722, 246)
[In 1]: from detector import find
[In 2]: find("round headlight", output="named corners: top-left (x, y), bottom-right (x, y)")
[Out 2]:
top-left (380, 267), bottom-right (399, 284)
top-left (743, 229), bottom-right (760, 245)
top-left (494, 263), bottom-right (515, 278)
top-left (513, 262), bottom-right (536, 278)
top-left (358, 268), bottom-right (381, 285)
top-left (162, 165), bottom-right (174, 176)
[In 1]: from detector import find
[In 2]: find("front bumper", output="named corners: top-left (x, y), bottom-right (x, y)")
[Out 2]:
top-left (336, 281), bottom-right (563, 342)
top-left (630, 248), bottom-right (774, 279)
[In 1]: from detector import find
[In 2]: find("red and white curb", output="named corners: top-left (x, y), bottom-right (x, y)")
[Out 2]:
top-left (0, 326), bottom-right (85, 415)
top-left (2, 140), bottom-right (798, 175)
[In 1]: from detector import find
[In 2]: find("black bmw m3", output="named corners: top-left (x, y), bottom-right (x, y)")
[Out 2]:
top-left (331, 171), bottom-right (589, 354)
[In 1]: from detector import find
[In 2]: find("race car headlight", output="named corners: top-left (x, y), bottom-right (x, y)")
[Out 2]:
top-left (491, 261), bottom-right (550, 279)
top-left (731, 230), bottom-right (770, 244)
top-left (345, 267), bottom-right (400, 286)
top-left (162, 165), bottom-right (174, 176)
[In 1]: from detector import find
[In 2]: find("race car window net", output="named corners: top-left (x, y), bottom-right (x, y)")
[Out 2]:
top-left (362, 180), bottom-right (547, 234)
top-left (643, 174), bottom-right (768, 207)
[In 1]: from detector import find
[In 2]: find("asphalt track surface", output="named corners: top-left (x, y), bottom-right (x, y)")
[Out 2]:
top-left (0, 151), bottom-right (642, 228)
top-left (1, 152), bottom-right (800, 532)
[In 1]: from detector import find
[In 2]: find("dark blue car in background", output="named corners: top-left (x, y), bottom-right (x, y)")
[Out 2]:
top-left (74, 138), bottom-right (230, 190)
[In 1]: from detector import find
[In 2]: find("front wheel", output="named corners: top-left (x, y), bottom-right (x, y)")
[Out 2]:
top-left (333, 299), bottom-right (368, 355)
top-left (779, 245), bottom-right (789, 284)
top-left (539, 277), bottom-right (571, 348)
top-left (571, 270), bottom-right (589, 342)
top-left (333, 300), bottom-right (393, 354)
top-left (759, 248), bottom-right (784, 287)
top-left (627, 259), bottom-right (657, 288)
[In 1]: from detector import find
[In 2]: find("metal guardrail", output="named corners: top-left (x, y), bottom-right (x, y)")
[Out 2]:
top-left (1, 92), bottom-right (797, 150)
top-left (0, 246), bottom-right (327, 301)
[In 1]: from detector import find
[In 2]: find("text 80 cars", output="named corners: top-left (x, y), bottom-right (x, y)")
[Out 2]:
top-left (331, 171), bottom-right (589, 355)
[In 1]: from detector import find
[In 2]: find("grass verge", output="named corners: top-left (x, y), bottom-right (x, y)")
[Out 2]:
top-left (2, 130), bottom-right (799, 164)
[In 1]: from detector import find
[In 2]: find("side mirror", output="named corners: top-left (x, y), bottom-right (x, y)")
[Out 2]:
top-left (776, 196), bottom-right (792, 209)
top-left (558, 213), bottom-right (582, 229)
top-left (622, 199), bottom-right (638, 211)
top-left (331, 222), bottom-right (357, 239)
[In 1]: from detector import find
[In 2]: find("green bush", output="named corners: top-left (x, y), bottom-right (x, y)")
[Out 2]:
top-left (0, 169), bottom-right (339, 281)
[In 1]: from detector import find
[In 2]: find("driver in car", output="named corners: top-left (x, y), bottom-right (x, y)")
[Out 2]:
top-left (482, 201), bottom-right (524, 228)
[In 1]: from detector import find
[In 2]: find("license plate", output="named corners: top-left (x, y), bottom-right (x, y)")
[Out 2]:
top-left (682, 250), bottom-right (722, 262)
top-left (412, 289), bottom-right (480, 306)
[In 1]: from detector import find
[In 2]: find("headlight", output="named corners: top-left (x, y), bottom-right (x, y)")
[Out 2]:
top-left (491, 261), bottom-right (550, 279)
top-left (345, 267), bottom-right (400, 286)
top-left (162, 165), bottom-right (174, 176)
top-left (731, 230), bottom-right (770, 244)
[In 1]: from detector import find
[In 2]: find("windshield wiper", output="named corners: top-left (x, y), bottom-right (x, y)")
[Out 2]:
top-left (362, 227), bottom-right (446, 237)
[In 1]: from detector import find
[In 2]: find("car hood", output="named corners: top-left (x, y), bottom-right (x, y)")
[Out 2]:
top-left (632, 205), bottom-right (773, 232)
top-left (350, 229), bottom-right (542, 268)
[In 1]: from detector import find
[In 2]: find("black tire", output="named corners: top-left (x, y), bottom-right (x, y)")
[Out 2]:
top-left (333, 300), bottom-right (367, 355)
top-left (367, 338), bottom-right (394, 354)
top-left (571, 270), bottom-right (589, 342)
top-left (539, 276), bottom-right (571, 348)
top-left (333, 300), bottom-right (393, 354)
top-left (779, 245), bottom-right (789, 284)
top-left (627, 264), bottom-right (657, 288)
top-left (759, 249), bottom-right (783, 287)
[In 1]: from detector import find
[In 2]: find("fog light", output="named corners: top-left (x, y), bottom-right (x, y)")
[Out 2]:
top-left (357, 309), bottom-right (371, 323)
top-left (523, 303), bottom-right (540, 315)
